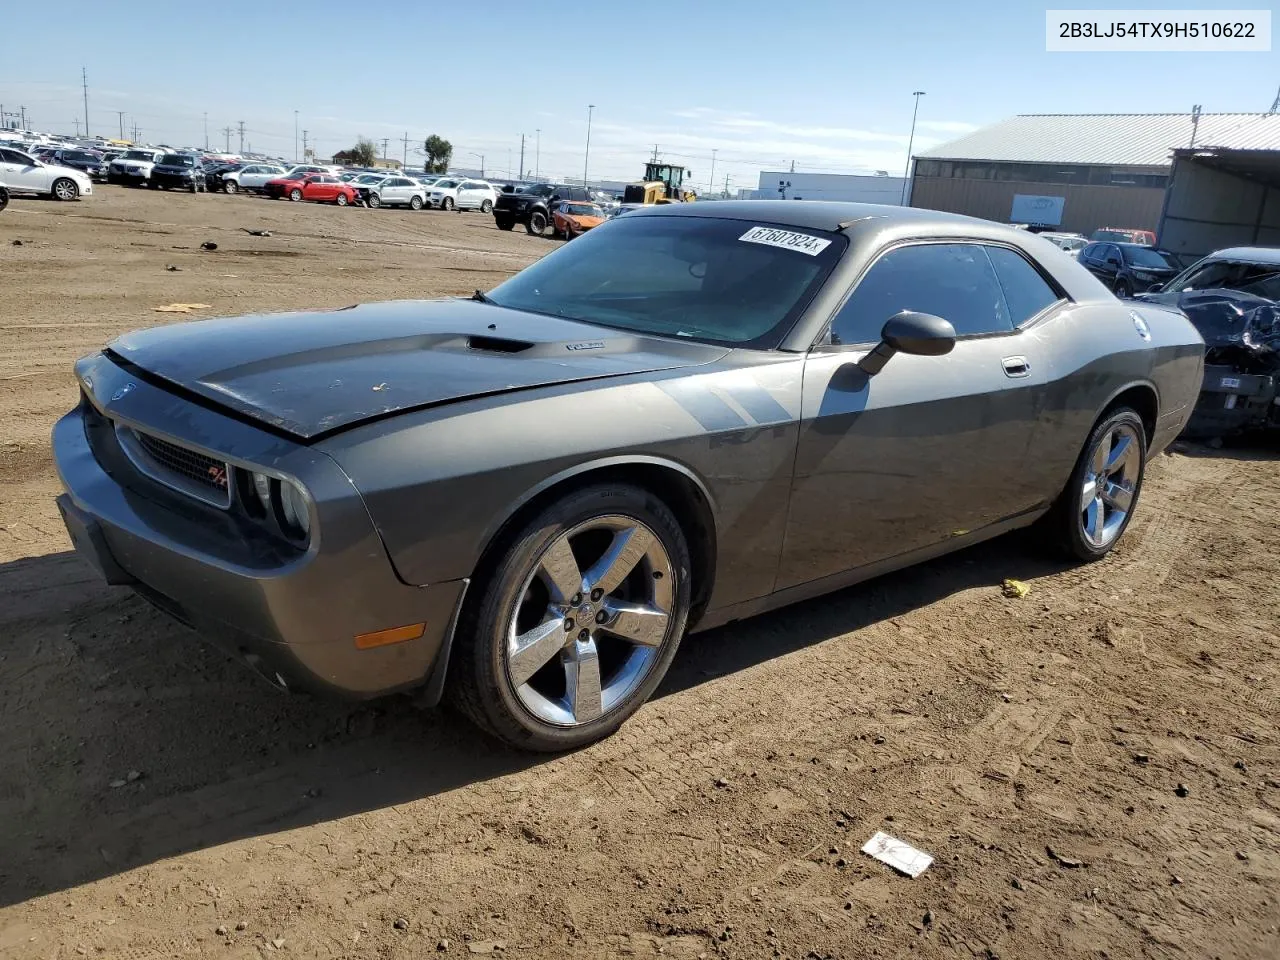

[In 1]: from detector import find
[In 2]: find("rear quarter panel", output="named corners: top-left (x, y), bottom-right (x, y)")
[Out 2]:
top-left (319, 355), bottom-right (807, 614)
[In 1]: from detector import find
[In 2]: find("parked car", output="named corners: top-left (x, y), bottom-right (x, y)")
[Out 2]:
top-left (1135, 246), bottom-right (1280, 439)
top-left (1039, 232), bottom-right (1087, 258)
top-left (551, 201), bottom-right (607, 239)
top-left (358, 175), bottom-right (427, 210)
top-left (264, 172), bottom-right (358, 205)
top-left (493, 182), bottom-right (592, 234)
top-left (428, 178), bottom-right (498, 212)
top-left (228, 163), bottom-right (290, 194)
top-left (607, 202), bottom-right (645, 219)
top-left (47, 149), bottom-right (107, 181)
top-left (52, 202), bottom-right (1203, 751)
top-left (107, 149), bottom-right (166, 187)
top-left (1079, 242), bottom-right (1179, 297)
top-left (1090, 227), bottom-right (1157, 245)
top-left (284, 164), bottom-right (340, 178)
top-left (150, 153), bottom-right (207, 192)
top-left (0, 147), bottom-right (94, 200)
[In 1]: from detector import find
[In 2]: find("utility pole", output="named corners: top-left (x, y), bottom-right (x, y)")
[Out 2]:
top-left (237, 120), bottom-right (245, 154)
top-left (73, 118), bottom-right (80, 137)
top-left (401, 131), bottom-right (411, 170)
top-left (900, 90), bottom-right (925, 205)
top-left (116, 111), bottom-right (125, 139)
top-left (709, 149), bottom-right (717, 197)
top-left (302, 130), bottom-right (309, 160)
top-left (203, 112), bottom-right (209, 151)
top-left (584, 104), bottom-right (595, 187)
top-left (724, 174), bottom-right (731, 199)
top-left (519, 133), bottom-right (525, 180)
top-left (381, 138), bottom-right (390, 160)
top-left (1270, 83), bottom-right (1280, 114)
top-left (19, 106), bottom-right (27, 130)
top-left (789, 158), bottom-right (795, 173)
top-left (535, 129), bottom-right (541, 179)
top-left (651, 143), bottom-right (659, 162)
top-left (294, 110), bottom-right (299, 163)
top-left (222, 126), bottom-right (232, 152)
top-left (81, 67), bottom-right (90, 138)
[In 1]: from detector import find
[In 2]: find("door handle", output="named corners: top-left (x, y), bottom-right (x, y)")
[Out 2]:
top-left (1001, 356), bottom-right (1030, 378)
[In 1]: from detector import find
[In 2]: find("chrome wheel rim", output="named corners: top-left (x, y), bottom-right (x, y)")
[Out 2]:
top-left (505, 515), bottom-right (674, 727)
top-left (55, 180), bottom-right (75, 200)
top-left (530, 211), bottom-right (546, 233)
top-left (290, 189), bottom-right (301, 201)
top-left (1080, 423), bottom-right (1141, 549)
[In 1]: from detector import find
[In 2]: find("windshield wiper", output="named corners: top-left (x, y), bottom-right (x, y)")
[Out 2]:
top-left (471, 289), bottom-right (494, 304)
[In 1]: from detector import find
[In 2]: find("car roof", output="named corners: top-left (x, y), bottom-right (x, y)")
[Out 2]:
top-left (1202, 246), bottom-right (1280, 265)
top-left (628, 200), bottom-right (1024, 235)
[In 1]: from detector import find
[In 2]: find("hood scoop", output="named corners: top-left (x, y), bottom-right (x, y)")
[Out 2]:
top-left (466, 334), bottom-right (533, 354)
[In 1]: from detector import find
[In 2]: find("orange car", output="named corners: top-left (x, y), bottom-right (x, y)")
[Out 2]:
top-left (552, 201), bottom-right (607, 239)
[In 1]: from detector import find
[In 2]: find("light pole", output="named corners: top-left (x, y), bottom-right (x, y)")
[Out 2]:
top-left (535, 128), bottom-right (541, 179)
top-left (709, 148), bottom-right (717, 197)
top-left (583, 104), bottom-right (595, 187)
top-left (900, 90), bottom-right (925, 206)
top-left (469, 152), bottom-right (484, 178)
top-left (294, 110), bottom-right (299, 163)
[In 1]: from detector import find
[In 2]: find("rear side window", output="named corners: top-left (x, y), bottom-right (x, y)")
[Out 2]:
top-left (984, 246), bottom-right (1060, 325)
top-left (831, 242), bottom-right (1012, 344)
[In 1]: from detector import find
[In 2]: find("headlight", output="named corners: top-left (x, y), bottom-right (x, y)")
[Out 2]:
top-left (252, 471), bottom-right (272, 513)
top-left (280, 482), bottom-right (310, 537)
top-left (245, 470), bottom-right (310, 540)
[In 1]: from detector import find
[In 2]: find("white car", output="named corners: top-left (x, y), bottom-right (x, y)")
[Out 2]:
top-left (1040, 232), bottom-right (1088, 258)
top-left (107, 149), bottom-right (166, 186)
top-left (221, 163), bottom-right (289, 193)
top-left (364, 175), bottom-right (428, 210)
top-left (428, 177), bottom-right (498, 212)
top-left (285, 164), bottom-right (340, 178)
top-left (0, 147), bottom-right (93, 200)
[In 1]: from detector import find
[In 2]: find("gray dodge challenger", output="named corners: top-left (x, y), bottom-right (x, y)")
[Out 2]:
top-left (53, 202), bottom-right (1204, 751)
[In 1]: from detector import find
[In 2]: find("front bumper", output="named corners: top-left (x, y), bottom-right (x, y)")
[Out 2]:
top-left (152, 172), bottom-right (198, 188)
top-left (52, 357), bottom-right (466, 700)
top-left (108, 169), bottom-right (149, 184)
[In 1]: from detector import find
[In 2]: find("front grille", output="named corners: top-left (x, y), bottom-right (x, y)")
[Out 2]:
top-left (115, 424), bottom-right (231, 508)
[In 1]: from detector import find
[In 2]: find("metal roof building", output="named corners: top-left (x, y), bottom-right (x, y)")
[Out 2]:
top-left (908, 112), bottom-right (1280, 239)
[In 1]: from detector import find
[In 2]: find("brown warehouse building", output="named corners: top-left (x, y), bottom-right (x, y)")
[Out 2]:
top-left (908, 112), bottom-right (1280, 256)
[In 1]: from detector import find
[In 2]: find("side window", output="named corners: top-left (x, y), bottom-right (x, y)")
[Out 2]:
top-left (985, 246), bottom-right (1060, 326)
top-left (1080, 244), bottom-right (1097, 263)
top-left (830, 243), bottom-right (1012, 345)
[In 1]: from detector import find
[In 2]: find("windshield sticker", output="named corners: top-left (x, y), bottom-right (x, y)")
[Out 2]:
top-left (739, 226), bottom-right (832, 256)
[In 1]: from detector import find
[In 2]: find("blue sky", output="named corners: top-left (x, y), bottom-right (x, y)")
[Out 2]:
top-left (2, 0), bottom-right (1276, 191)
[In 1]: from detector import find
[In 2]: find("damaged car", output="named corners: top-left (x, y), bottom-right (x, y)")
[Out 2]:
top-left (1135, 246), bottom-right (1280, 439)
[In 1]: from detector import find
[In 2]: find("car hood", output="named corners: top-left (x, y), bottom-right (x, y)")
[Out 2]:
top-left (105, 299), bottom-right (730, 440)
top-left (1136, 288), bottom-right (1280, 354)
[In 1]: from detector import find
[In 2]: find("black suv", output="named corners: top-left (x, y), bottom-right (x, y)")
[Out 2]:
top-left (1078, 241), bottom-right (1178, 298)
top-left (493, 183), bottom-right (591, 235)
top-left (48, 149), bottom-right (108, 181)
top-left (151, 153), bottom-right (207, 193)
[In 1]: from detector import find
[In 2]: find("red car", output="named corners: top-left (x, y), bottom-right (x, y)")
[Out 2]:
top-left (264, 173), bottom-right (357, 206)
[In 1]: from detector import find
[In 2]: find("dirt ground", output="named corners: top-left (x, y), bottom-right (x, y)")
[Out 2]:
top-left (1, 187), bottom-right (1277, 960)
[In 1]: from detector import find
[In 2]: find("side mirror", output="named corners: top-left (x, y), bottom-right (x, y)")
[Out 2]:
top-left (1148, 282), bottom-right (1164, 293)
top-left (857, 311), bottom-right (956, 376)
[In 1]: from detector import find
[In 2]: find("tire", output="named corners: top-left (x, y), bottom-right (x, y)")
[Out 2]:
top-left (1114, 279), bottom-right (1131, 298)
top-left (335, 193), bottom-right (349, 206)
top-left (1047, 407), bottom-right (1147, 562)
top-left (442, 196), bottom-right (455, 212)
top-left (289, 188), bottom-right (303, 202)
top-left (480, 199), bottom-right (493, 214)
top-left (0, 187), bottom-right (9, 213)
top-left (449, 483), bottom-right (692, 751)
top-left (367, 193), bottom-right (381, 208)
top-left (223, 180), bottom-right (238, 194)
top-left (495, 216), bottom-right (514, 231)
top-left (526, 209), bottom-right (548, 236)
top-left (154, 183), bottom-right (166, 192)
top-left (410, 195), bottom-right (423, 211)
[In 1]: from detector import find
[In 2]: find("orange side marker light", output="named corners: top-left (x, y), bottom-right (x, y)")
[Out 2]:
top-left (354, 622), bottom-right (426, 650)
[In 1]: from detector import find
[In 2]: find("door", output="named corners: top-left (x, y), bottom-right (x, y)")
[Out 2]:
top-left (387, 177), bottom-right (413, 204)
top-left (0, 148), bottom-right (49, 192)
top-left (777, 241), bottom-right (1058, 591)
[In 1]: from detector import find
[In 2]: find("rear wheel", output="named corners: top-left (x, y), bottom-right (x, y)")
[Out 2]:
top-left (410, 195), bottom-right (423, 210)
top-left (223, 180), bottom-right (238, 194)
top-left (289, 188), bottom-right (303, 202)
top-left (449, 483), bottom-right (692, 751)
top-left (527, 209), bottom-right (548, 236)
top-left (495, 216), bottom-right (514, 231)
top-left (1114, 279), bottom-right (1131, 298)
top-left (335, 193), bottom-right (349, 206)
top-left (480, 199), bottom-right (493, 213)
top-left (1047, 407), bottom-right (1146, 562)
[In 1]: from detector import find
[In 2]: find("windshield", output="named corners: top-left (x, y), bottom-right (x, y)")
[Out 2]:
top-left (434, 179), bottom-right (459, 189)
top-left (356, 174), bottom-right (387, 183)
top-left (123, 150), bottom-right (155, 160)
top-left (1166, 259), bottom-right (1280, 300)
top-left (159, 154), bottom-right (192, 166)
top-left (518, 183), bottom-right (555, 196)
top-left (486, 215), bottom-right (845, 348)
top-left (563, 203), bottom-right (604, 217)
top-left (1123, 246), bottom-right (1173, 268)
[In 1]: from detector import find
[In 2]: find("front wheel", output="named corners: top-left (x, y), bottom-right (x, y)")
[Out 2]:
top-left (289, 188), bottom-right (303, 202)
top-left (495, 216), bottom-right (514, 231)
top-left (1114, 279), bottom-right (1131, 298)
top-left (448, 483), bottom-right (692, 751)
top-left (410, 195), bottom-right (423, 211)
top-left (223, 180), bottom-right (238, 194)
top-left (526, 210), bottom-right (548, 236)
top-left (442, 196), bottom-right (455, 211)
top-left (1047, 407), bottom-right (1147, 562)
top-left (367, 193), bottom-right (381, 208)
top-left (480, 199), bottom-right (493, 214)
